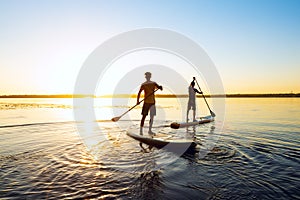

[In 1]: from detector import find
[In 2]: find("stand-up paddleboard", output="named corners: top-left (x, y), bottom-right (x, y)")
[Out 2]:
top-left (126, 132), bottom-right (196, 152)
top-left (170, 115), bottom-right (214, 129)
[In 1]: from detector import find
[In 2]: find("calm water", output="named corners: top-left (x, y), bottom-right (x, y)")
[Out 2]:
top-left (0, 98), bottom-right (299, 199)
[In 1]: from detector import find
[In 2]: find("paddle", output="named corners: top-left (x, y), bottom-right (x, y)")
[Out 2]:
top-left (193, 77), bottom-right (216, 117)
top-left (111, 88), bottom-right (159, 122)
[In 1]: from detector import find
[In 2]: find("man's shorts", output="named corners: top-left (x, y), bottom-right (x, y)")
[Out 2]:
top-left (187, 102), bottom-right (196, 111)
top-left (142, 103), bottom-right (156, 116)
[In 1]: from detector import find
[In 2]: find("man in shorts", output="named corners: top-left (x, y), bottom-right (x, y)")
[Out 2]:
top-left (137, 72), bottom-right (163, 136)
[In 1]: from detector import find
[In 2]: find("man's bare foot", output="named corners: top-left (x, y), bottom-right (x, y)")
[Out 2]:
top-left (148, 130), bottom-right (156, 137)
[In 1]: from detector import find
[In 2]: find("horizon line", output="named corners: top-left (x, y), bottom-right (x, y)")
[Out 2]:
top-left (0, 93), bottom-right (299, 98)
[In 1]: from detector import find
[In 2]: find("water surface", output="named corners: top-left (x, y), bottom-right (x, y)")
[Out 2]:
top-left (0, 98), bottom-right (299, 199)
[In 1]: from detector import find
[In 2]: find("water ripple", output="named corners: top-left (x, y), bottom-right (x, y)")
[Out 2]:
top-left (1, 113), bottom-right (300, 199)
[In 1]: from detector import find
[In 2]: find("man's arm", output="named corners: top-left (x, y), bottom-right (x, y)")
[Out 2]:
top-left (155, 83), bottom-right (163, 90)
top-left (194, 88), bottom-right (202, 94)
top-left (137, 87), bottom-right (143, 104)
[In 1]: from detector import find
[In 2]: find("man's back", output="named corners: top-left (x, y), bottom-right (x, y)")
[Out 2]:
top-left (188, 86), bottom-right (196, 103)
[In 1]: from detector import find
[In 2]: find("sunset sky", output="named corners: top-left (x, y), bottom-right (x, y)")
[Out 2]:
top-left (0, 0), bottom-right (299, 95)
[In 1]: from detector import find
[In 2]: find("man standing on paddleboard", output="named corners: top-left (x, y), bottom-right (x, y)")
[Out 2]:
top-left (137, 72), bottom-right (163, 136)
top-left (187, 79), bottom-right (202, 122)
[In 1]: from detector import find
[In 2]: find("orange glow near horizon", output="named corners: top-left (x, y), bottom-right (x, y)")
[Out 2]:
top-left (1, 2), bottom-right (299, 96)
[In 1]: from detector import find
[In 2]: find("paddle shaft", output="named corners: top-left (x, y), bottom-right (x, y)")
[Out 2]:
top-left (194, 78), bottom-right (215, 117)
top-left (114, 88), bottom-right (159, 120)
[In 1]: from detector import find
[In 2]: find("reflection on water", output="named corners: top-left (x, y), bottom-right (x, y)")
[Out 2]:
top-left (0, 98), bottom-right (300, 199)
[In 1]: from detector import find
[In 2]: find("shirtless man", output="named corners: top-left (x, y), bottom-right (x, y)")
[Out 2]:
top-left (137, 72), bottom-right (163, 135)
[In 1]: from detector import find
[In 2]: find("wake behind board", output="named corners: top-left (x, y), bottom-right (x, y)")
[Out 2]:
top-left (170, 115), bottom-right (214, 129)
top-left (126, 132), bottom-right (196, 152)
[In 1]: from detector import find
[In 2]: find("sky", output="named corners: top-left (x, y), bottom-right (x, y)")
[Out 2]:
top-left (0, 0), bottom-right (299, 95)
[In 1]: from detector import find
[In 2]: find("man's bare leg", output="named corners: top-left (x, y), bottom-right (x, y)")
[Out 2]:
top-left (193, 109), bottom-right (196, 122)
top-left (187, 109), bottom-right (190, 122)
top-left (140, 115), bottom-right (146, 135)
top-left (148, 115), bottom-right (155, 136)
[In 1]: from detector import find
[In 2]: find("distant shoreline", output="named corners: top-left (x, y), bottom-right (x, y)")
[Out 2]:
top-left (0, 93), bottom-right (299, 98)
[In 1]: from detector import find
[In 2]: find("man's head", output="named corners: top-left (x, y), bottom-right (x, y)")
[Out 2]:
top-left (190, 81), bottom-right (195, 87)
top-left (145, 72), bottom-right (152, 81)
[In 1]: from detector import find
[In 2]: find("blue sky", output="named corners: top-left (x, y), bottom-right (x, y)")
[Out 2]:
top-left (0, 0), bottom-right (299, 94)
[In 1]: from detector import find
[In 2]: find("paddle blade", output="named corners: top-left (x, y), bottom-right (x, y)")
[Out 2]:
top-left (210, 110), bottom-right (216, 117)
top-left (111, 116), bottom-right (121, 122)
